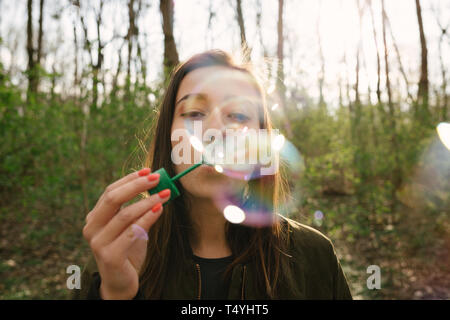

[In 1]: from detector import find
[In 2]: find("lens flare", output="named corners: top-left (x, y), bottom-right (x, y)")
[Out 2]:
top-left (223, 205), bottom-right (246, 224)
top-left (273, 134), bottom-right (285, 151)
top-left (189, 135), bottom-right (204, 153)
top-left (437, 122), bottom-right (450, 150)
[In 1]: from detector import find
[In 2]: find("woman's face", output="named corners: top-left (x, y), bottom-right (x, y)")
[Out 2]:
top-left (171, 66), bottom-right (263, 200)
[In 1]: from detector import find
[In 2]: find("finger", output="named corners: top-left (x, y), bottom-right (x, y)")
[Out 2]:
top-left (86, 168), bottom-right (152, 222)
top-left (92, 189), bottom-right (171, 247)
top-left (84, 172), bottom-right (160, 238)
top-left (109, 201), bottom-right (165, 257)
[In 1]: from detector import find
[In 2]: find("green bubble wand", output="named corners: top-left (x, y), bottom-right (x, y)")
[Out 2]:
top-left (147, 158), bottom-right (211, 202)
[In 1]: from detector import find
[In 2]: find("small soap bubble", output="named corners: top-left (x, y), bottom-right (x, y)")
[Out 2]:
top-left (314, 210), bottom-right (324, 220)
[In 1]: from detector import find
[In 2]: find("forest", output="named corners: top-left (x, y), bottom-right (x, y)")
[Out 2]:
top-left (0, 0), bottom-right (449, 299)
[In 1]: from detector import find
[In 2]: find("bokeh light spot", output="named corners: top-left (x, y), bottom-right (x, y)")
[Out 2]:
top-left (223, 205), bottom-right (246, 224)
top-left (314, 210), bottom-right (324, 220)
top-left (437, 122), bottom-right (450, 150)
top-left (273, 134), bottom-right (286, 151)
top-left (189, 135), bottom-right (204, 152)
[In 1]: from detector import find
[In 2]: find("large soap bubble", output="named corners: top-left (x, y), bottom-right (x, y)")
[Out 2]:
top-left (180, 120), bottom-right (305, 227)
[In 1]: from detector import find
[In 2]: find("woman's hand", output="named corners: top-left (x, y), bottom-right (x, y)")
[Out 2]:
top-left (82, 168), bottom-right (170, 299)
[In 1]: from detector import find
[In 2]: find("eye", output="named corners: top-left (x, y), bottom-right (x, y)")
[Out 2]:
top-left (181, 111), bottom-right (205, 119)
top-left (229, 113), bottom-right (250, 123)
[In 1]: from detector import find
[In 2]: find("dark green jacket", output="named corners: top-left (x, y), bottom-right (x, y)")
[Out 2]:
top-left (73, 217), bottom-right (352, 300)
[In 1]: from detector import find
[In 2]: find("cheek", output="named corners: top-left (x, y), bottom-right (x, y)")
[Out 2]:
top-left (171, 119), bottom-right (195, 172)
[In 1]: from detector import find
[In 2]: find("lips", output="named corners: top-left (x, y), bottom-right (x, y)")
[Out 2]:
top-left (200, 164), bottom-right (217, 172)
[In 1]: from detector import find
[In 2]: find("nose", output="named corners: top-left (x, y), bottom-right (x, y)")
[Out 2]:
top-left (204, 107), bottom-right (225, 132)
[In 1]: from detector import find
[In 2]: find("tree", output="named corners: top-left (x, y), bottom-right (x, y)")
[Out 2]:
top-left (127, 0), bottom-right (137, 92)
top-left (26, 0), bottom-right (35, 96)
top-left (26, 0), bottom-right (45, 98)
top-left (384, 12), bottom-right (413, 103)
top-left (235, 0), bottom-right (250, 59)
top-left (415, 0), bottom-right (429, 116)
top-left (431, 4), bottom-right (449, 121)
top-left (276, 0), bottom-right (293, 139)
top-left (381, 0), bottom-right (401, 216)
top-left (75, 0), bottom-right (105, 111)
top-left (367, 0), bottom-right (382, 106)
top-left (37, 0), bottom-right (44, 68)
top-left (354, 0), bottom-right (364, 106)
top-left (317, 0), bottom-right (326, 108)
top-left (160, 0), bottom-right (179, 79)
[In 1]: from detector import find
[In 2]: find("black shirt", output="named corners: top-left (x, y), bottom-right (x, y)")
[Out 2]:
top-left (87, 255), bottom-right (234, 300)
top-left (192, 254), bottom-right (234, 300)
top-left (86, 272), bottom-right (145, 300)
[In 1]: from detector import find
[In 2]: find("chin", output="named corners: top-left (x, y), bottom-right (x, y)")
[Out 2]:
top-left (182, 183), bottom-right (226, 198)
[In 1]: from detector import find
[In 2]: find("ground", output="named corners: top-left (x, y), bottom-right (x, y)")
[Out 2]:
top-left (0, 199), bottom-right (448, 299)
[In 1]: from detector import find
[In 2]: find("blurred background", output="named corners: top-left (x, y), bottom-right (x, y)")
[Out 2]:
top-left (0, 0), bottom-right (449, 299)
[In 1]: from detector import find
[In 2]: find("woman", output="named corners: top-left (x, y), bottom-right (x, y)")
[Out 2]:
top-left (75, 50), bottom-right (352, 300)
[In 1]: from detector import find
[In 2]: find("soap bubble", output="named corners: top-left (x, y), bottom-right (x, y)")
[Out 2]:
top-left (397, 126), bottom-right (450, 212)
top-left (180, 115), bottom-right (306, 226)
top-left (182, 128), bottom-right (305, 226)
top-left (314, 210), bottom-right (324, 220)
top-left (184, 118), bottom-right (295, 180)
top-left (313, 210), bottom-right (324, 227)
top-left (214, 186), bottom-right (277, 227)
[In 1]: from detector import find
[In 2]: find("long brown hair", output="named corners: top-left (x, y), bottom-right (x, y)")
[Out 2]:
top-left (139, 50), bottom-right (294, 299)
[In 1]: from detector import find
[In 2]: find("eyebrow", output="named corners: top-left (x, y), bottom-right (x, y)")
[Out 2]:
top-left (175, 93), bottom-right (261, 114)
top-left (175, 93), bottom-right (208, 106)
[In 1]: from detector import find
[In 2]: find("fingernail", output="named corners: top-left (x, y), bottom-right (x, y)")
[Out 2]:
top-left (147, 173), bottom-right (160, 181)
top-left (151, 202), bottom-right (162, 213)
top-left (138, 168), bottom-right (151, 176)
top-left (131, 224), bottom-right (148, 241)
top-left (158, 189), bottom-right (171, 199)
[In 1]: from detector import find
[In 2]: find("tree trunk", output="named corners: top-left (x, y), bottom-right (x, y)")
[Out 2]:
top-left (367, 0), bottom-right (382, 106)
top-left (126, 0), bottom-right (136, 95)
top-left (256, 0), bottom-right (270, 80)
top-left (37, 0), bottom-right (44, 66)
top-left (112, 41), bottom-right (125, 95)
top-left (205, 0), bottom-right (214, 47)
top-left (317, 1), bottom-right (325, 108)
top-left (73, 23), bottom-right (79, 93)
top-left (415, 0), bottom-right (429, 114)
top-left (92, 0), bottom-right (104, 110)
top-left (354, 0), bottom-right (364, 106)
top-left (343, 51), bottom-right (353, 113)
top-left (382, 0), bottom-right (401, 219)
top-left (384, 12), bottom-right (413, 103)
top-left (27, 0), bottom-right (36, 97)
top-left (276, 0), bottom-right (293, 139)
top-left (432, 5), bottom-right (449, 121)
top-left (160, 0), bottom-right (179, 79)
top-left (236, 0), bottom-right (250, 59)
